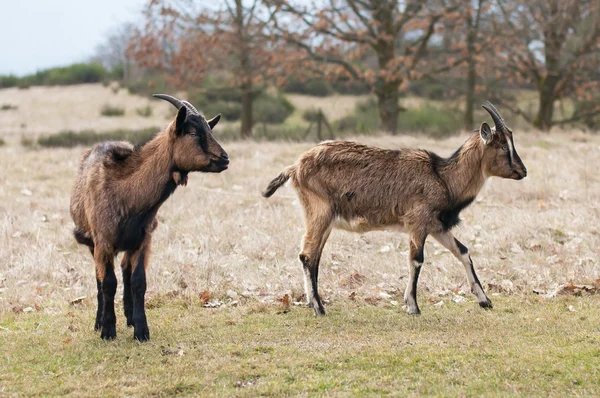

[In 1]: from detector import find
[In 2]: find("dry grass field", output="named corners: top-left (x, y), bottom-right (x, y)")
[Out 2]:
top-left (1, 85), bottom-right (599, 395)
top-left (0, 84), bottom-right (174, 141)
top-left (1, 128), bottom-right (599, 314)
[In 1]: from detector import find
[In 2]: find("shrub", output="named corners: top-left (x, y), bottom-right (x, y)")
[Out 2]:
top-left (335, 98), bottom-right (462, 137)
top-left (0, 75), bottom-right (19, 89)
top-left (335, 98), bottom-right (380, 134)
top-left (302, 108), bottom-right (322, 123)
top-left (397, 104), bottom-right (462, 138)
top-left (100, 104), bottom-right (125, 117)
top-left (330, 79), bottom-right (370, 95)
top-left (253, 94), bottom-right (295, 125)
top-left (125, 75), bottom-right (172, 97)
top-left (37, 128), bottom-right (160, 148)
top-left (44, 63), bottom-right (107, 85)
top-left (219, 124), bottom-right (309, 142)
top-left (201, 100), bottom-right (242, 122)
top-left (136, 105), bottom-right (153, 118)
top-left (20, 136), bottom-right (35, 148)
top-left (1, 104), bottom-right (18, 111)
top-left (0, 63), bottom-right (108, 88)
top-left (283, 77), bottom-right (333, 97)
top-left (574, 97), bottom-right (600, 130)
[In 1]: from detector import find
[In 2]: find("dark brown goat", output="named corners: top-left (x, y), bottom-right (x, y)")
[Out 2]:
top-left (70, 94), bottom-right (229, 341)
top-left (263, 102), bottom-right (527, 316)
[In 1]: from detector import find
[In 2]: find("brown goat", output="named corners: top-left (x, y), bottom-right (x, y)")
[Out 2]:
top-left (263, 102), bottom-right (527, 316)
top-left (70, 94), bottom-right (229, 341)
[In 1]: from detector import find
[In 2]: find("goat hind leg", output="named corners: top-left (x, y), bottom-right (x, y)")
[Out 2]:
top-left (95, 247), bottom-right (117, 340)
top-left (121, 253), bottom-right (133, 327)
top-left (404, 232), bottom-right (427, 315)
top-left (432, 231), bottom-right (492, 308)
top-left (299, 207), bottom-right (332, 316)
top-left (129, 236), bottom-right (151, 341)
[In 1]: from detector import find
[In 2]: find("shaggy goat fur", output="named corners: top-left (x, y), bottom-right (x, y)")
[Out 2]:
top-left (264, 103), bottom-right (527, 316)
top-left (70, 95), bottom-right (229, 341)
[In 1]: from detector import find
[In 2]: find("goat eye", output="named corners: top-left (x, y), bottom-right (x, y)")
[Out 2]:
top-left (189, 131), bottom-right (197, 137)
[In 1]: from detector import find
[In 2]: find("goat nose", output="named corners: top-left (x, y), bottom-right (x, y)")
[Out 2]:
top-left (222, 152), bottom-right (229, 160)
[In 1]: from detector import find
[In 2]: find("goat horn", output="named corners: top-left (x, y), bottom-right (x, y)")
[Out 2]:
top-left (482, 102), bottom-right (505, 132)
top-left (152, 94), bottom-right (200, 116)
top-left (181, 100), bottom-right (200, 116)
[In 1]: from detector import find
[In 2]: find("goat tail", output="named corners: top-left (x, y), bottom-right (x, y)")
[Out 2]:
top-left (262, 166), bottom-right (296, 198)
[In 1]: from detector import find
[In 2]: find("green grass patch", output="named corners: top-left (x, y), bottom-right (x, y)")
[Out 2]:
top-left (135, 105), bottom-right (153, 118)
top-left (36, 128), bottom-right (160, 148)
top-left (100, 104), bottom-right (125, 117)
top-left (1, 103), bottom-right (18, 111)
top-left (1, 296), bottom-right (599, 396)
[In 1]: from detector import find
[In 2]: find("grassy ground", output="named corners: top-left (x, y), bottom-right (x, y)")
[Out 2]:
top-left (0, 87), bottom-right (599, 395)
top-left (1, 296), bottom-right (599, 396)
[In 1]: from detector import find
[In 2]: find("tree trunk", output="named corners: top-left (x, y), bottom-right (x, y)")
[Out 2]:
top-left (372, 2), bottom-right (399, 134)
top-left (240, 79), bottom-right (253, 138)
top-left (533, 75), bottom-right (558, 131)
top-left (375, 84), bottom-right (399, 134)
top-left (236, 0), bottom-right (253, 138)
top-left (464, 55), bottom-right (476, 131)
top-left (463, 5), bottom-right (476, 131)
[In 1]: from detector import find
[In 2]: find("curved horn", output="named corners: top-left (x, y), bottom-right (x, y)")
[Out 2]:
top-left (152, 94), bottom-right (183, 109)
top-left (482, 101), bottom-right (505, 132)
top-left (181, 100), bottom-right (200, 116)
top-left (486, 101), bottom-right (503, 120)
top-left (152, 94), bottom-right (200, 116)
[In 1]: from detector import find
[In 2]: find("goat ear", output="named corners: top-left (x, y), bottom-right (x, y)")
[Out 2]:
top-left (208, 114), bottom-right (221, 130)
top-left (175, 106), bottom-right (187, 134)
top-left (480, 122), bottom-right (493, 144)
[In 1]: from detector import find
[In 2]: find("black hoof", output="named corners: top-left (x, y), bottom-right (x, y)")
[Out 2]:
top-left (126, 318), bottom-right (134, 327)
top-left (100, 324), bottom-right (117, 340)
top-left (134, 329), bottom-right (150, 342)
top-left (94, 322), bottom-right (101, 332)
top-left (311, 300), bottom-right (326, 316)
top-left (134, 322), bottom-right (150, 342)
top-left (479, 299), bottom-right (493, 309)
top-left (313, 308), bottom-right (326, 317)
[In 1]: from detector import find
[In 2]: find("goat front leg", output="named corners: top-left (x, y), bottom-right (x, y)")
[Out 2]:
top-left (121, 253), bottom-right (133, 327)
top-left (129, 235), bottom-right (151, 341)
top-left (404, 231), bottom-right (427, 315)
top-left (95, 246), bottom-right (117, 340)
top-left (432, 231), bottom-right (492, 308)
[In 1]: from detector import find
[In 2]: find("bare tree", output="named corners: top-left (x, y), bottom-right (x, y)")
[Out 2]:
top-left (494, 0), bottom-right (600, 131)
top-left (129, 0), bottom-right (282, 138)
top-left (264, 0), bottom-right (464, 134)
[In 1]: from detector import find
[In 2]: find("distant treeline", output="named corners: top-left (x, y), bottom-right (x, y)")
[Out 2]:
top-left (0, 63), bottom-right (121, 89)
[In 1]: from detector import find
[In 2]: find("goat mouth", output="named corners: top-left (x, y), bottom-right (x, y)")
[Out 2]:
top-left (512, 171), bottom-right (526, 180)
top-left (202, 159), bottom-right (229, 173)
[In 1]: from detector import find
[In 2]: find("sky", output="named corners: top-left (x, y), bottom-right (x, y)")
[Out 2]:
top-left (0, 0), bottom-right (148, 76)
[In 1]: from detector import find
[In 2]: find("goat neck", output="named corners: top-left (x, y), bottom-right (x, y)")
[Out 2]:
top-left (436, 133), bottom-right (487, 204)
top-left (119, 129), bottom-right (178, 213)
